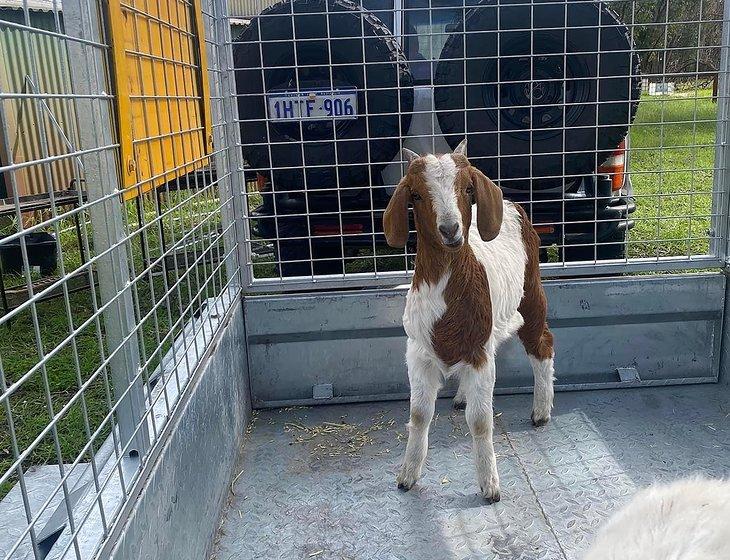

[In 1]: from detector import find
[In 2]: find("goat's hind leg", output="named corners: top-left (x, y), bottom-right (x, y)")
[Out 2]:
top-left (518, 276), bottom-right (555, 427)
top-left (519, 324), bottom-right (555, 427)
top-left (453, 376), bottom-right (467, 410)
top-left (528, 351), bottom-right (554, 426)
top-left (397, 346), bottom-right (441, 491)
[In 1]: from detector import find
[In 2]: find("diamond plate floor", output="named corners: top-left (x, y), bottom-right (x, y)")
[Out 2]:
top-left (212, 385), bottom-right (730, 560)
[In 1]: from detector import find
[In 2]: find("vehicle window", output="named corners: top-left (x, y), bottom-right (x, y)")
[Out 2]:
top-left (404, 0), bottom-right (464, 84)
top-left (362, 0), bottom-right (394, 33)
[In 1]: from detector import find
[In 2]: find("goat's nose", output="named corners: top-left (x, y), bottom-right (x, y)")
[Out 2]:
top-left (439, 223), bottom-right (459, 239)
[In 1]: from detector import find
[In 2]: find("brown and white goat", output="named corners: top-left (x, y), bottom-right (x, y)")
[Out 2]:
top-left (383, 139), bottom-right (554, 502)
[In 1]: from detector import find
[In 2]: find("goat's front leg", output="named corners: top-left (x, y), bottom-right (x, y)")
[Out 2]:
top-left (397, 345), bottom-right (441, 491)
top-left (462, 356), bottom-right (500, 502)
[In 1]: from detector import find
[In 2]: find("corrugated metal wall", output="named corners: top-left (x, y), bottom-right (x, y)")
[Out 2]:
top-left (227, 0), bottom-right (277, 18)
top-left (0, 8), bottom-right (79, 199)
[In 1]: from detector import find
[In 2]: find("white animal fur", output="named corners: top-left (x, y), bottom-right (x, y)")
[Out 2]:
top-left (423, 155), bottom-right (463, 241)
top-left (585, 477), bottom-right (730, 560)
top-left (395, 140), bottom-right (555, 500)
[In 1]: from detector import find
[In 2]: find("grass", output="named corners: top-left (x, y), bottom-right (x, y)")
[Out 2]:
top-left (627, 88), bottom-right (717, 258)
top-left (0, 190), bottom-right (227, 499)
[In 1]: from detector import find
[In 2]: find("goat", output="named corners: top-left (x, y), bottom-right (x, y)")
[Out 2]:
top-left (584, 477), bottom-right (730, 560)
top-left (382, 139), bottom-right (554, 502)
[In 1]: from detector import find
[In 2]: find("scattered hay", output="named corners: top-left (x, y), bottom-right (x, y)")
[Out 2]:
top-left (245, 410), bottom-right (259, 436)
top-left (284, 416), bottom-right (397, 458)
top-left (448, 411), bottom-right (466, 438)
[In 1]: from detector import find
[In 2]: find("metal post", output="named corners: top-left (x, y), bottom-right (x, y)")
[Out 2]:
top-left (212, 0), bottom-right (253, 288)
top-left (712, 0), bottom-right (730, 264)
top-left (64, 0), bottom-right (150, 457)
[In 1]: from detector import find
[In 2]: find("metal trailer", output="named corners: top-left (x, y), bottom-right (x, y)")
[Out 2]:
top-left (0, 0), bottom-right (730, 558)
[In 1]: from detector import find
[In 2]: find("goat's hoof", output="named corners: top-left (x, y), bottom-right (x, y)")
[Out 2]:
top-left (531, 410), bottom-right (551, 427)
top-left (396, 467), bottom-right (419, 491)
top-left (452, 399), bottom-right (466, 411)
top-left (480, 487), bottom-right (501, 504)
top-left (477, 472), bottom-right (500, 503)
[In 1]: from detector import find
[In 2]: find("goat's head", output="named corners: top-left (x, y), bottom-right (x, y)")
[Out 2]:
top-left (383, 139), bottom-right (503, 252)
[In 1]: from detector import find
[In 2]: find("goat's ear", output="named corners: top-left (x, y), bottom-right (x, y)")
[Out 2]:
top-left (383, 177), bottom-right (411, 248)
top-left (470, 167), bottom-right (503, 242)
top-left (453, 138), bottom-right (467, 157)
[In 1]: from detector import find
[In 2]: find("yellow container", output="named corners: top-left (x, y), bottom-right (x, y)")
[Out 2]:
top-left (106, 0), bottom-right (213, 200)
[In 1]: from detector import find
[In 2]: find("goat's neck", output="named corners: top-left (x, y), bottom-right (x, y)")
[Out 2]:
top-left (412, 240), bottom-right (478, 289)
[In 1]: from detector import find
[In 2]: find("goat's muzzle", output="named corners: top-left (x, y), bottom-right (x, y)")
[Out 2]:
top-left (439, 222), bottom-right (464, 250)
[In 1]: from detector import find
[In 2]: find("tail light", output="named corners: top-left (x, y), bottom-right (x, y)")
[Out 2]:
top-left (598, 139), bottom-right (626, 191)
top-left (533, 225), bottom-right (555, 234)
top-left (256, 173), bottom-right (268, 191)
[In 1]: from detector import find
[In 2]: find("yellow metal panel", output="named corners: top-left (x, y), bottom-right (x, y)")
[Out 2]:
top-left (105, 0), bottom-right (137, 193)
top-left (192, 0), bottom-right (214, 155)
top-left (106, 0), bottom-right (213, 200)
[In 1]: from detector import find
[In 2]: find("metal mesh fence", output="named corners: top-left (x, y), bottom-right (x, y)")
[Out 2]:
top-left (0, 0), bottom-right (240, 555)
top-left (231, 0), bottom-right (730, 290)
top-left (0, 0), bottom-right (729, 556)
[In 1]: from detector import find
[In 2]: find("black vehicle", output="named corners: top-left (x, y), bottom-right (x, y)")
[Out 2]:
top-left (234, 0), bottom-right (640, 276)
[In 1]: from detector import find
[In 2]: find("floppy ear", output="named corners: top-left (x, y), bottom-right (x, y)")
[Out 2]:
top-left (470, 167), bottom-right (503, 242)
top-left (383, 177), bottom-right (411, 248)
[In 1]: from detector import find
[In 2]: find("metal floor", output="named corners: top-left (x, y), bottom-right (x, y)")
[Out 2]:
top-left (212, 385), bottom-right (730, 560)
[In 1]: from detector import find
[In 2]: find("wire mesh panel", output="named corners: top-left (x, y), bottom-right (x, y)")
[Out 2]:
top-left (230, 0), bottom-right (730, 290)
top-left (0, 0), bottom-right (239, 555)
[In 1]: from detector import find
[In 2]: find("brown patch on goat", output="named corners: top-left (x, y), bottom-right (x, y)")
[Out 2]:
top-left (515, 204), bottom-right (554, 360)
top-left (409, 158), bottom-right (493, 368)
top-left (409, 171), bottom-right (440, 256)
top-left (413, 235), bottom-right (492, 369)
top-left (451, 153), bottom-right (470, 168)
top-left (431, 246), bottom-right (492, 368)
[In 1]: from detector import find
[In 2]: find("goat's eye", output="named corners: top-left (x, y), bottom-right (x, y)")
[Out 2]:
top-left (465, 185), bottom-right (474, 196)
top-left (411, 192), bottom-right (422, 201)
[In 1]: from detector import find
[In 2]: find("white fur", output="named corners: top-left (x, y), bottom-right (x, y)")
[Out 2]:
top-left (585, 477), bottom-right (730, 560)
top-left (528, 355), bottom-right (555, 425)
top-left (396, 345), bottom-right (441, 491)
top-left (422, 154), bottom-right (462, 240)
top-left (461, 358), bottom-right (499, 499)
top-left (398, 151), bottom-right (553, 500)
top-left (403, 271), bottom-right (450, 364)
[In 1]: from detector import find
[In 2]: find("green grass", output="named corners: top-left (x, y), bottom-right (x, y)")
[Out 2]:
top-left (627, 89), bottom-right (718, 258)
top-left (0, 190), bottom-right (227, 499)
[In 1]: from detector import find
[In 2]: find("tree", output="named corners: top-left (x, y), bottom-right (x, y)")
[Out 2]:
top-left (611, 0), bottom-right (722, 81)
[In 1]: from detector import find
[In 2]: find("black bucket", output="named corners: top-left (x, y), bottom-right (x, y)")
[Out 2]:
top-left (0, 232), bottom-right (58, 276)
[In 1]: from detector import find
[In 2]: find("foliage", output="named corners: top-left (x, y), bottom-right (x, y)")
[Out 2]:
top-left (611, 0), bottom-right (722, 77)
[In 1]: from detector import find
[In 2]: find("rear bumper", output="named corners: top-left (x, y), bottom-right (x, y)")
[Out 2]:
top-left (251, 174), bottom-right (636, 248)
top-left (510, 174), bottom-right (636, 246)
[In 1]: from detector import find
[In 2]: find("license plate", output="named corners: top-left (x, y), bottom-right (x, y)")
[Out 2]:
top-left (267, 90), bottom-right (358, 121)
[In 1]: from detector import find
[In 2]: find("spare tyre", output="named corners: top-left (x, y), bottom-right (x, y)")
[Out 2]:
top-left (434, 0), bottom-right (640, 190)
top-left (234, 0), bottom-right (414, 194)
